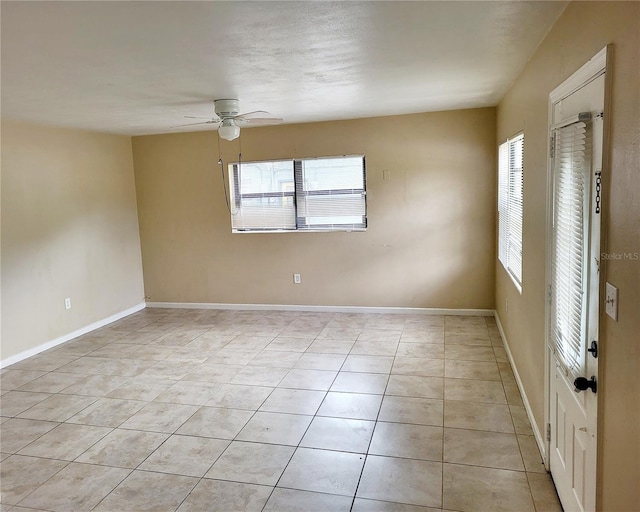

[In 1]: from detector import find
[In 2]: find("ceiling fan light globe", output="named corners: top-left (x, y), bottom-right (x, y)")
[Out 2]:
top-left (218, 122), bottom-right (240, 141)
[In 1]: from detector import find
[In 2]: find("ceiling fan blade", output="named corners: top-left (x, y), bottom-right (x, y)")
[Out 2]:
top-left (171, 120), bottom-right (219, 128)
top-left (237, 117), bottom-right (284, 125)
top-left (232, 110), bottom-right (272, 119)
top-left (184, 115), bottom-right (217, 120)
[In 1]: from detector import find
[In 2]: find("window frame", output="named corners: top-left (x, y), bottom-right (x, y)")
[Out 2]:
top-left (498, 132), bottom-right (524, 292)
top-left (229, 155), bottom-right (367, 233)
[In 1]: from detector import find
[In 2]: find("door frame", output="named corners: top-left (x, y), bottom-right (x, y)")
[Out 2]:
top-left (544, 44), bottom-right (611, 495)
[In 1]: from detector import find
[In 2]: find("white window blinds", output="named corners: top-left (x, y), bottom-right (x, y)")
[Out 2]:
top-left (229, 160), bottom-right (296, 231)
top-left (295, 156), bottom-right (367, 231)
top-left (498, 133), bottom-right (524, 289)
top-left (549, 121), bottom-right (591, 375)
top-left (229, 155), bottom-right (366, 233)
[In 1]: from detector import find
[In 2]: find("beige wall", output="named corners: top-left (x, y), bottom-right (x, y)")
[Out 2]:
top-left (1, 121), bottom-right (145, 361)
top-left (496, 2), bottom-right (639, 510)
top-left (132, 108), bottom-right (496, 310)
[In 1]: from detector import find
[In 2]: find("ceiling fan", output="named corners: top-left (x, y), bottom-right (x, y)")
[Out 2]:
top-left (174, 99), bottom-right (283, 141)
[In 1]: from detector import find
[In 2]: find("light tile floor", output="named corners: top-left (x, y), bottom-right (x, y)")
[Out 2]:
top-left (0, 309), bottom-right (564, 511)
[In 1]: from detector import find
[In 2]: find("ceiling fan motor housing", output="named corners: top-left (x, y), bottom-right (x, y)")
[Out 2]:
top-left (214, 99), bottom-right (240, 119)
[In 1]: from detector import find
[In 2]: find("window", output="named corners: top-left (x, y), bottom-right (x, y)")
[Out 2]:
top-left (229, 155), bottom-right (366, 233)
top-left (498, 133), bottom-right (524, 290)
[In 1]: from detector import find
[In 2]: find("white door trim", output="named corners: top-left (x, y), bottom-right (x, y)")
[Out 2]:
top-left (544, 46), bottom-right (609, 512)
top-left (544, 45), bottom-right (609, 470)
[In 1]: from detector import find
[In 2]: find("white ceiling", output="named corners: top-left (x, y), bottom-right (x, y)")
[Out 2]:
top-left (1, 1), bottom-right (567, 136)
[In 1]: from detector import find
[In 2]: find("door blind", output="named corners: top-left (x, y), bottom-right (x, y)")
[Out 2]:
top-left (549, 120), bottom-right (591, 375)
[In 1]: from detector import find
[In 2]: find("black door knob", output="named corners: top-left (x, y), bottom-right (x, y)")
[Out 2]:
top-left (574, 376), bottom-right (597, 393)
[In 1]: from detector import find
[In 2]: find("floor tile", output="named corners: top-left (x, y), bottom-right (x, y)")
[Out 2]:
top-left (236, 411), bottom-right (312, 445)
top-left (444, 332), bottom-right (492, 346)
top-left (331, 372), bottom-right (388, 394)
top-left (342, 355), bottom-right (394, 374)
top-left (139, 434), bottom-right (229, 477)
top-left (0, 391), bottom-right (52, 417)
top-left (18, 423), bottom-right (111, 461)
top-left (106, 377), bottom-right (174, 401)
top-left (510, 405), bottom-right (534, 435)
top-left (119, 402), bottom-right (198, 433)
top-left (76, 429), bottom-right (168, 468)
top-left (352, 498), bottom-right (441, 511)
top-left (278, 447), bottom-right (365, 496)
top-left (204, 383), bottom-right (273, 410)
top-left (265, 337), bottom-right (314, 352)
top-left (444, 400), bottom-right (514, 433)
top-left (396, 343), bottom-right (444, 359)
top-left (369, 422), bottom-right (443, 461)
top-left (264, 488), bottom-right (353, 511)
top-left (0, 370), bottom-right (47, 391)
top-left (0, 418), bottom-right (59, 453)
top-left (176, 479), bottom-right (272, 512)
top-left (248, 350), bottom-right (302, 368)
top-left (357, 455), bottom-right (442, 508)
top-left (92, 470), bottom-right (198, 512)
top-left (279, 369), bottom-right (338, 391)
top-left (503, 379), bottom-right (525, 406)
top-left (527, 472), bottom-right (563, 512)
top-left (444, 428), bottom-right (524, 470)
top-left (444, 378), bottom-right (507, 404)
top-left (205, 440), bottom-right (294, 485)
top-left (358, 329), bottom-right (402, 342)
top-left (392, 357), bottom-right (444, 377)
top-left (444, 360), bottom-right (501, 381)
top-left (317, 392), bottom-right (383, 420)
top-left (400, 330), bottom-right (444, 344)
top-left (317, 327), bottom-right (362, 341)
top-left (17, 372), bottom-right (86, 393)
top-left (17, 462), bottom-right (130, 512)
top-left (230, 366), bottom-right (289, 387)
top-left (180, 363), bottom-right (243, 383)
top-left (386, 375), bottom-right (443, 399)
top-left (294, 353), bottom-right (347, 371)
top-left (445, 345), bottom-right (496, 361)
top-left (301, 416), bottom-right (375, 453)
top-left (306, 340), bottom-right (355, 354)
top-left (443, 463), bottom-right (535, 512)
top-left (259, 388), bottom-right (326, 415)
top-left (175, 405), bottom-right (253, 439)
top-left (518, 434), bottom-right (546, 473)
top-left (66, 397), bottom-right (146, 427)
top-left (58, 374), bottom-right (132, 396)
top-left (350, 341), bottom-right (398, 357)
top-left (0, 454), bottom-right (68, 505)
top-left (153, 380), bottom-right (219, 405)
top-left (378, 396), bottom-right (443, 426)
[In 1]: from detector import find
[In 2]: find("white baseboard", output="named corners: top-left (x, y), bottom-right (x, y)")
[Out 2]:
top-left (494, 311), bottom-right (546, 460)
top-left (0, 302), bottom-right (146, 369)
top-left (146, 302), bottom-right (495, 316)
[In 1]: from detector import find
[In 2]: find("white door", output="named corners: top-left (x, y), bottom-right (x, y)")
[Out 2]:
top-left (546, 48), bottom-right (607, 512)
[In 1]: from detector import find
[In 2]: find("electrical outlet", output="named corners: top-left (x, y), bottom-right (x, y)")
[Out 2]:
top-left (65, 297), bottom-right (71, 310)
top-left (505, 298), bottom-right (509, 313)
top-left (293, 274), bottom-right (301, 284)
top-left (605, 282), bottom-right (618, 321)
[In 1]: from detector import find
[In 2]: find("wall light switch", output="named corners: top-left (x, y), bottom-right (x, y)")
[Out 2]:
top-left (605, 282), bottom-right (618, 321)
top-left (293, 274), bottom-right (301, 284)
top-left (65, 297), bottom-right (72, 310)
top-left (383, 170), bottom-right (391, 181)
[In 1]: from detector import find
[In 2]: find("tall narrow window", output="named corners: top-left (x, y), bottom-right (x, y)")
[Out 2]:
top-left (229, 155), bottom-right (366, 233)
top-left (498, 133), bottom-right (524, 290)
